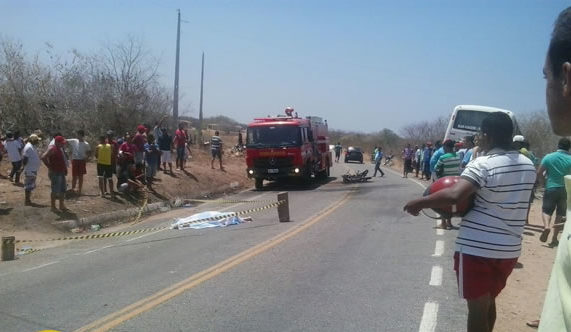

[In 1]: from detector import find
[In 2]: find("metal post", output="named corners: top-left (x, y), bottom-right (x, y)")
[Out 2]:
top-left (277, 192), bottom-right (290, 222)
top-left (1, 236), bottom-right (15, 261)
top-left (173, 9), bottom-right (181, 124)
top-left (198, 52), bottom-right (205, 145)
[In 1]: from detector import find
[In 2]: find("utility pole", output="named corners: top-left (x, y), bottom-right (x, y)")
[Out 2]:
top-left (173, 9), bottom-right (181, 124)
top-left (198, 52), bottom-right (205, 145)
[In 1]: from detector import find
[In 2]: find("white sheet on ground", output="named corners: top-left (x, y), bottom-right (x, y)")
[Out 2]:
top-left (171, 211), bottom-right (245, 230)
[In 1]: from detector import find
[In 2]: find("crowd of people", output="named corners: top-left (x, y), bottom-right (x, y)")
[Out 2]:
top-left (0, 120), bottom-right (227, 212)
top-left (400, 132), bottom-right (571, 237)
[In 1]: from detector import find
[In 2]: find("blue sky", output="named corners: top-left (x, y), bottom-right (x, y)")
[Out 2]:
top-left (1, 1), bottom-right (568, 132)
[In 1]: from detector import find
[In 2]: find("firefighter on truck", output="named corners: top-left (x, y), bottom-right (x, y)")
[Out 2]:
top-left (245, 107), bottom-right (332, 190)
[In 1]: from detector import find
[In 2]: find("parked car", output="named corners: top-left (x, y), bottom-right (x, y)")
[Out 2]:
top-left (344, 146), bottom-right (363, 163)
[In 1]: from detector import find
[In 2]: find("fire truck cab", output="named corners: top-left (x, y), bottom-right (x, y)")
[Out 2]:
top-left (246, 108), bottom-right (332, 190)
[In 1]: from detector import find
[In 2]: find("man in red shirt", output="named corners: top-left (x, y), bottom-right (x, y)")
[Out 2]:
top-left (173, 123), bottom-right (187, 171)
top-left (41, 136), bottom-right (68, 211)
top-left (132, 125), bottom-right (147, 166)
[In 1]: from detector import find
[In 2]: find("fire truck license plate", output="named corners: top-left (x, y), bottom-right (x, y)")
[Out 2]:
top-left (268, 169), bottom-right (279, 174)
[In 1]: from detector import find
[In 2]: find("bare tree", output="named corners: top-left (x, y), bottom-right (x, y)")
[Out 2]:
top-left (0, 36), bottom-right (171, 138)
top-left (518, 111), bottom-right (562, 158)
top-left (401, 115), bottom-right (448, 145)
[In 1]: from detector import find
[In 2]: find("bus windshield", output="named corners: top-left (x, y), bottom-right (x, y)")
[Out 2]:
top-left (452, 110), bottom-right (491, 132)
top-left (247, 126), bottom-right (301, 147)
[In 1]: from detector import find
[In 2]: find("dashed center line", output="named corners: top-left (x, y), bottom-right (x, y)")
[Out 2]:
top-left (432, 240), bottom-right (444, 257)
top-left (394, 169), bottom-right (445, 332)
top-left (22, 261), bottom-right (59, 272)
top-left (429, 265), bottom-right (443, 286)
top-left (418, 301), bottom-right (439, 332)
top-left (83, 245), bottom-right (115, 254)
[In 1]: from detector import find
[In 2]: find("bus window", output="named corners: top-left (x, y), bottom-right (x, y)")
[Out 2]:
top-left (453, 110), bottom-right (491, 132)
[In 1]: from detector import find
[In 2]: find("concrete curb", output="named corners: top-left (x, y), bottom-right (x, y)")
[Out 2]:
top-left (55, 182), bottom-right (249, 230)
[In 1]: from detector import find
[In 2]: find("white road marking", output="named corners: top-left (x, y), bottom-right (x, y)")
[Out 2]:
top-left (384, 167), bottom-right (427, 189)
top-left (432, 240), bottom-right (444, 257)
top-left (429, 265), bottom-right (443, 286)
top-left (383, 169), bottom-right (441, 331)
top-left (82, 244), bottom-right (115, 254)
top-left (418, 301), bottom-right (439, 332)
top-left (125, 229), bottom-right (166, 242)
top-left (22, 261), bottom-right (59, 272)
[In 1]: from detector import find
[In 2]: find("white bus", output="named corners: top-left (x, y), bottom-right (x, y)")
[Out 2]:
top-left (443, 105), bottom-right (520, 141)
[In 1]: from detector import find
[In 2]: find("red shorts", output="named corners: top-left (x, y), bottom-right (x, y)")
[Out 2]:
top-left (454, 252), bottom-right (517, 299)
top-left (72, 160), bottom-right (87, 177)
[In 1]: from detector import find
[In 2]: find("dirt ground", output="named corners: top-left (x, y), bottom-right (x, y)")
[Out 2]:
top-left (495, 200), bottom-right (556, 331)
top-left (0, 137), bottom-right (251, 241)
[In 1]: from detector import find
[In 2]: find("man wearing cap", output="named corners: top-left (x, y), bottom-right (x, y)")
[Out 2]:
top-left (42, 136), bottom-right (69, 211)
top-left (22, 134), bottom-right (41, 206)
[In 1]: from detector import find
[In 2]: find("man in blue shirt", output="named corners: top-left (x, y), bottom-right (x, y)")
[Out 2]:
top-left (422, 143), bottom-right (433, 180)
top-left (461, 136), bottom-right (475, 169)
top-left (373, 146), bottom-right (385, 177)
top-left (429, 140), bottom-right (444, 181)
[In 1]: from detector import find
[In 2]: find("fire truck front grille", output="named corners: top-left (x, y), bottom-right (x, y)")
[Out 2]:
top-left (254, 157), bottom-right (294, 169)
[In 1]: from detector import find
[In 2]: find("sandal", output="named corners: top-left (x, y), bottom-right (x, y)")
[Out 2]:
top-left (540, 229), bottom-right (550, 243)
top-left (548, 240), bottom-right (559, 248)
top-left (526, 319), bottom-right (540, 328)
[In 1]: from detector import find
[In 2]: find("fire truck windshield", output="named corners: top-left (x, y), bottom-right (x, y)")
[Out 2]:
top-left (247, 126), bottom-right (301, 147)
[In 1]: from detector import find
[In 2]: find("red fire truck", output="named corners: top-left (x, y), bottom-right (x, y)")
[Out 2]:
top-left (246, 107), bottom-right (332, 189)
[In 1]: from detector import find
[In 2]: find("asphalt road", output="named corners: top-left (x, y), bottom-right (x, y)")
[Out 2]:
top-left (0, 162), bottom-right (466, 332)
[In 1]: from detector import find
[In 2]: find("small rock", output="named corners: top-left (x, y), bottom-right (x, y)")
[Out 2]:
top-left (71, 227), bottom-right (83, 233)
top-left (90, 224), bottom-right (101, 232)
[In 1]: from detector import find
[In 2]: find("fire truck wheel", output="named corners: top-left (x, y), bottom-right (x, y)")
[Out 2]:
top-left (255, 178), bottom-right (264, 190)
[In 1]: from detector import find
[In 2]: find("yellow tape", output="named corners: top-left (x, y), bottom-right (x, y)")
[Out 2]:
top-left (7, 200), bottom-right (284, 244)
top-left (17, 248), bottom-right (42, 255)
top-left (131, 189), bottom-right (149, 225)
top-left (185, 198), bottom-right (277, 204)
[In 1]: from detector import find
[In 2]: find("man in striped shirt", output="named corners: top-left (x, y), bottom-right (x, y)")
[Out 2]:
top-left (210, 131), bottom-right (224, 171)
top-left (435, 139), bottom-right (462, 178)
top-left (404, 112), bottom-right (536, 332)
top-left (434, 139), bottom-right (462, 229)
